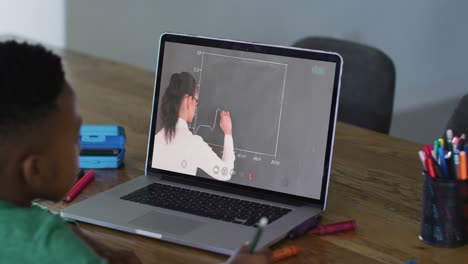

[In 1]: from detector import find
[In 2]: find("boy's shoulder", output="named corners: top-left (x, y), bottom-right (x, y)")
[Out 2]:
top-left (0, 201), bottom-right (69, 232)
top-left (0, 200), bottom-right (105, 264)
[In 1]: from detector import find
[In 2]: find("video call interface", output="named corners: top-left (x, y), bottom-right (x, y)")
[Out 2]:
top-left (152, 42), bottom-right (337, 199)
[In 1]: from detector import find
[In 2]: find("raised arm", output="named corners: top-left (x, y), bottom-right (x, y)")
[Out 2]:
top-left (194, 111), bottom-right (235, 181)
top-left (219, 111), bottom-right (235, 164)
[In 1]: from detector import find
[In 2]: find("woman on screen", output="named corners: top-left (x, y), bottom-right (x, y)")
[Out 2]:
top-left (152, 72), bottom-right (235, 181)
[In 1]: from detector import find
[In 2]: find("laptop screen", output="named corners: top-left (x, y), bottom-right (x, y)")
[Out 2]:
top-left (147, 34), bottom-right (341, 202)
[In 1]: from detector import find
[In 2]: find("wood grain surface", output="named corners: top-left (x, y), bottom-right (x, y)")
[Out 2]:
top-left (38, 49), bottom-right (468, 264)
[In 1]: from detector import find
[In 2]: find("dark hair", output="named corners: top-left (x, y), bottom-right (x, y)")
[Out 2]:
top-left (0, 40), bottom-right (65, 141)
top-left (160, 72), bottom-right (197, 142)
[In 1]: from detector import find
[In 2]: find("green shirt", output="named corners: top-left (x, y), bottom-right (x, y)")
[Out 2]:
top-left (0, 200), bottom-right (106, 264)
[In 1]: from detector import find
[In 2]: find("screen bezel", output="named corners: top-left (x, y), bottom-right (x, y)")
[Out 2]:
top-left (145, 33), bottom-right (342, 208)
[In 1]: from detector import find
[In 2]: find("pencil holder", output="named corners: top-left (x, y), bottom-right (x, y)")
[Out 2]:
top-left (419, 172), bottom-right (468, 247)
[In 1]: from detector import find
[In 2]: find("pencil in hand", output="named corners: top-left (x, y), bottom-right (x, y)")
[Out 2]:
top-left (248, 217), bottom-right (268, 254)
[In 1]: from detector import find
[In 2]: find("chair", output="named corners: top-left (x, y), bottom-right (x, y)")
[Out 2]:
top-left (293, 36), bottom-right (396, 134)
top-left (445, 94), bottom-right (468, 136)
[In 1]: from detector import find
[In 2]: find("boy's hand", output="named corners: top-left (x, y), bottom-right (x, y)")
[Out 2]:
top-left (225, 243), bottom-right (272, 264)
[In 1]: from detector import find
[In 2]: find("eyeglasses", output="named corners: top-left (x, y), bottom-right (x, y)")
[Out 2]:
top-left (185, 94), bottom-right (199, 106)
top-left (192, 96), bottom-right (199, 106)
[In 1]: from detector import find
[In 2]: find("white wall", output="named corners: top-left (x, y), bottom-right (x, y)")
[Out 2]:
top-left (65, 1), bottom-right (468, 111)
top-left (64, 0), bottom-right (468, 143)
top-left (0, 0), bottom-right (65, 48)
top-left (1, 0), bottom-right (465, 143)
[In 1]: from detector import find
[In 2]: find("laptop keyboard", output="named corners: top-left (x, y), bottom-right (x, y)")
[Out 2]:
top-left (120, 183), bottom-right (292, 226)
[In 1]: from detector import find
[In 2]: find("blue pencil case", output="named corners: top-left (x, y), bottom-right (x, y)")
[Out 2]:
top-left (79, 149), bottom-right (125, 169)
top-left (79, 125), bottom-right (126, 150)
top-left (79, 125), bottom-right (126, 169)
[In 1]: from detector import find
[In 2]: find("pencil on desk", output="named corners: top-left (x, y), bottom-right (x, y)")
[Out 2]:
top-left (70, 169), bottom-right (90, 191)
top-left (272, 245), bottom-right (301, 262)
top-left (65, 169), bottom-right (95, 202)
top-left (309, 220), bottom-right (356, 235)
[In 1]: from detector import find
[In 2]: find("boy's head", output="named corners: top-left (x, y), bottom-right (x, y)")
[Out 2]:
top-left (0, 41), bottom-right (82, 204)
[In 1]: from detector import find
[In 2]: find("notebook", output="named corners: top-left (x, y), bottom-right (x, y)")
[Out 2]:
top-left (61, 33), bottom-right (343, 255)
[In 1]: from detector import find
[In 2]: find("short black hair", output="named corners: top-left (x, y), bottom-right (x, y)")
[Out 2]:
top-left (0, 40), bottom-right (65, 138)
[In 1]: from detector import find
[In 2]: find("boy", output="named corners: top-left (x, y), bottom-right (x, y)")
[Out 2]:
top-left (0, 41), bottom-right (270, 264)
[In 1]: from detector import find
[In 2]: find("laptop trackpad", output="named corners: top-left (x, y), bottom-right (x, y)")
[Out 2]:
top-left (129, 211), bottom-right (204, 235)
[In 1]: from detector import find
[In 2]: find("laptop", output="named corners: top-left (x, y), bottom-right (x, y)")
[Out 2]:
top-left (61, 33), bottom-right (343, 255)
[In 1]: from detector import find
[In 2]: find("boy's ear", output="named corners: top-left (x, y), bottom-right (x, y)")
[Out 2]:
top-left (21, 155), bottom-right (45, 192)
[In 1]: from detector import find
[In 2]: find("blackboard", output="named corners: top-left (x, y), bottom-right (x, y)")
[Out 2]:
top-left (192, 53), bottom-right (286, 158)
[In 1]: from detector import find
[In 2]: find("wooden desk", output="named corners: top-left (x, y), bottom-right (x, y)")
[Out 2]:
top-left (40, 49), bottom-right (468, 263)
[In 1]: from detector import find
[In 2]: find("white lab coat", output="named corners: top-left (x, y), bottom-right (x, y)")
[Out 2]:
top-left (152, 118), bottom-right (235, 181)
